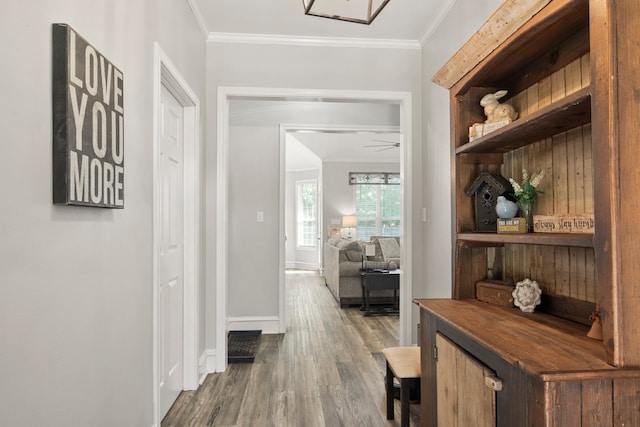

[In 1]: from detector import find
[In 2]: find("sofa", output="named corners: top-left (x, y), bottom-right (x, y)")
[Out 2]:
top-left (323, 236), bottom-right (400, 307)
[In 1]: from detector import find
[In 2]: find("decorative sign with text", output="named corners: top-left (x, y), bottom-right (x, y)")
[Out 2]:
top-left (533, 214), bottom-right (595, 234)
top-left (497, 217), bottom-right (527, 233)
top-left (52, 24), bottom-right (124, 208)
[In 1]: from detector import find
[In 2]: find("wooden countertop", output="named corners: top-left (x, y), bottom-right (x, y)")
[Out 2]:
top-left (414, 299), bottom-right (640, 380)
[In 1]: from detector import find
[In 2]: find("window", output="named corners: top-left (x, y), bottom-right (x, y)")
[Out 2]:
top-left (354, 182), bottom-right (400, 241)
top-left (296, 180), bottom-right (317, 247)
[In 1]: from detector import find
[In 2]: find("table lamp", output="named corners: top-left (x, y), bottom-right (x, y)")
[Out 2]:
top-left (342, 215), bottom-right (357, 240)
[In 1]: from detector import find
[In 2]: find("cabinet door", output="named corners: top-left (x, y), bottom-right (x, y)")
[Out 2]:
top-left (436, 333), bottom-right (497, 427)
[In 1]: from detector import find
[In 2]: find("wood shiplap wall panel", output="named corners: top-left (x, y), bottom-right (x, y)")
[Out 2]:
top-left (581, 379), bottom-right (613, 425)
top-left (501, 244), bottom-right (596, 302)
top-left (581, 52), bottom-right (591, 87)
top-left (500, 53), bottom-right (596, 302)
top-left (538, 76), bottom-right (552, 108)
top-left (585, 246), bottom-right (596, 302)
top-left (565, 57), bottom-right (584, 94)
top-left (614, 378), bottom-right (640, 425)
top-left (583, 124), bottom-right (594, 213)
top-left (550, 381), bottom-right (582, 427)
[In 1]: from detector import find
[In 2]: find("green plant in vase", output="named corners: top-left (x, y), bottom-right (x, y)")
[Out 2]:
top-left (509, 169), bottom-right (544, 232)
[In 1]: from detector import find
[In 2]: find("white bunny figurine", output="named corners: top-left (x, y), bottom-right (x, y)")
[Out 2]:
top-left (480, 90), bottom-right (519, 124)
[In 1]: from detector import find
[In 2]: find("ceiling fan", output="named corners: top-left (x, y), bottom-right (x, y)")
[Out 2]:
top-left (364, 139), bottom-right (401, 152)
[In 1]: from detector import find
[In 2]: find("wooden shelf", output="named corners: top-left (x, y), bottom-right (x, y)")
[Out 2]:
top-left (456, 86), bottom-right (591, 155)
top-left (457, 231), bottom-right (594, 248)
top-left (414, 299), bottom-right (620, 377)
top-left (451, 0), bottom-right (590, 92)
top-left (422, 1), bottom-right (640, 424)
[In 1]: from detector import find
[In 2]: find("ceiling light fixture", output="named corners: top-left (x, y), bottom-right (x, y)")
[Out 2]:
top-left (302, 0), bottom-right (391, 25)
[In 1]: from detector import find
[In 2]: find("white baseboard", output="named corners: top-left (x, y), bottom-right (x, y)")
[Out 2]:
top-left (293, 262), bottom-right (319, 270)
top-left (199, 349), bottom-right (217, 379)
top-left (196, 317), bottom-right (281, 383)
top-left (227, 316), bottom-right (281, 334)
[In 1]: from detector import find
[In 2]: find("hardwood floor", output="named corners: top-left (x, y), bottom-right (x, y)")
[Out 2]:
top-left (162, 270), bottom-right (421, 426)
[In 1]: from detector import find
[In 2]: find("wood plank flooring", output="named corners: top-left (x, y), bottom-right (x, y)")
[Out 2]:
top-left (162, 270), bottom-right (421, 426)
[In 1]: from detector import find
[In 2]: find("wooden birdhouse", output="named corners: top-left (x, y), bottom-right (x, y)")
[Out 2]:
top-left (465, 167), bottom-right (512, 232)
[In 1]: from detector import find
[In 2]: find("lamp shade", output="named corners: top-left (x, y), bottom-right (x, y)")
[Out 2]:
top-left (303, 0), bottom-right (391, 25)
top-left (342, 215), bottom-right (357, 228)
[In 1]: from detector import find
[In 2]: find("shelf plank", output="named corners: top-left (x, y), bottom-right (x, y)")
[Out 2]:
top-left (432, 0), bottom-right (552, 89)
top-left (456, 86), bottom-right (591, 155)
top-left (457, 231), bottom-right (594, 248)
top-left (414, 299), bottom-right (613, 376)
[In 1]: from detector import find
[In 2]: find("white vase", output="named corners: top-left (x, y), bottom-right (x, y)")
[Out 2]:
top-left (495, 195), bottom-right (518, 218)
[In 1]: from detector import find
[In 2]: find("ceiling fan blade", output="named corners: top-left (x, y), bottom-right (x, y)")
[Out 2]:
top-left (369, 140), bottom-right (400, 148)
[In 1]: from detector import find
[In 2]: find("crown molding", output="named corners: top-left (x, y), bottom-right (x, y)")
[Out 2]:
top-left (419, 0), bottom-right (457, 47)
top-left (186, 0), bottom-right (209, 39)
top-left (208, 32), bottom-right (420, 50)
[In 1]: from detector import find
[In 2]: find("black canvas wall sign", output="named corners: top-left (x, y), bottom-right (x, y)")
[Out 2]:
top-left (52, 23), bottom-right (124, 208)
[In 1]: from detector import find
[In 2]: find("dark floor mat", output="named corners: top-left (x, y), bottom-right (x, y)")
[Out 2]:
top-left (228, 330), bottom-right (261, 363)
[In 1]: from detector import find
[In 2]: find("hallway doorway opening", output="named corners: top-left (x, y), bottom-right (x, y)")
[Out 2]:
top-left (216, 87), bottom-right (413, 373)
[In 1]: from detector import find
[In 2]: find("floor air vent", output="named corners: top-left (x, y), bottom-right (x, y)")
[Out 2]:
top-left (227, 330), bottom-right (261, 363)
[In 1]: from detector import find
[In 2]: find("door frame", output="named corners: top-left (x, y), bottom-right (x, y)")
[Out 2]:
top-left (217, 87), bottom-right (413, 372)
top-left (153, 44), bottom-right (201, 426)
top-left (280, 123), bottom-right (401, 333)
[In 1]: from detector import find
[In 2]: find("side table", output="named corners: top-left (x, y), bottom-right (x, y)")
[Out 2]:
top-left (360, 269), bottom-right (400, 316)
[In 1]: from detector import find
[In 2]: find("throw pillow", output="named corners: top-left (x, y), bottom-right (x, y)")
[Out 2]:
top-left (378, 237), bottom-right (400, 259)
top-left (336, 239), bottom-right (359, 250)
top-left (344, 250), bottom-right (363, 262)
top-left (367, 239), bottom-right (385, 262)
top-left (336, 239), bottom-right (363, 262)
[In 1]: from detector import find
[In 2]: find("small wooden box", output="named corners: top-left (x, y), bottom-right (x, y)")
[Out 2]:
top-left (497, 217), bottom-right (526, 233)
top-left (476, 280), bottom-right (515, 307)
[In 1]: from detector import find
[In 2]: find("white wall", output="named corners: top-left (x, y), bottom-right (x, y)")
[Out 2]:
top-left (0, 0), bottom-right (512, 423)
top-left (228, 124), bottom-right (281, 317)
top-left (207, 42), bottom-right (422, 339)
top-left (0, 2), bottom-right (206, 426)
top-left (420, 0), bottom-right (504, 299)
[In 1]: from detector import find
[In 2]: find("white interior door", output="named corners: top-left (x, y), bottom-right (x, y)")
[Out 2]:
top-left (159, 85), bottom-right (184, 418)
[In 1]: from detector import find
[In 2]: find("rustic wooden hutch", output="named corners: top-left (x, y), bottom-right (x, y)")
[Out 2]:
top-left (415, 0), bottom-right (640, 425)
